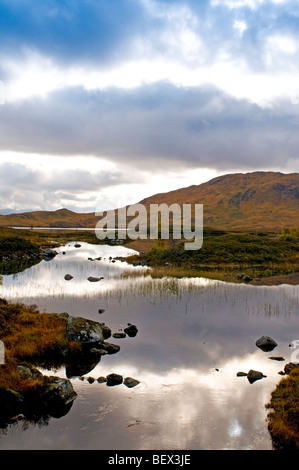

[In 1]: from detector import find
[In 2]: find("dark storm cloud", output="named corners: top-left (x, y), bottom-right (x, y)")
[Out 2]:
top-left (0, 84), bottom-right (299, 170)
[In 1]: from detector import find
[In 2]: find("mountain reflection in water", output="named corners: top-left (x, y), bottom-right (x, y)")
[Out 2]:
top-left (0, 242), bottom-right (298, 450)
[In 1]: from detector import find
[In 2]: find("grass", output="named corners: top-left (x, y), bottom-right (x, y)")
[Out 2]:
top-left (0, 364), bottom-right (45, 394)
top-left (266, 369), bottom-right (299, 450)
top-left (123, 229), bottom-right (299, 282)
top-left (0, 298), bottom-right (81, 365)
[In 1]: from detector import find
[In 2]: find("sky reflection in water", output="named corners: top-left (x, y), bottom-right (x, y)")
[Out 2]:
top-left (0, 242), bottom-right (299, 450)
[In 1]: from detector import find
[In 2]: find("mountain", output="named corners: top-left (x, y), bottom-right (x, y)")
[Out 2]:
top-left (0, 171), bottom-right (298, 231)
top-left (0, 208), bottom-right (100, 228)
top-left (138, 171), bottom-right (299, 230)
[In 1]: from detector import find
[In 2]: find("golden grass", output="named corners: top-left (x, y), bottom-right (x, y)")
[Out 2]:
top-left (266, 369), bottom-right (299, 450)
top-left (0, 300), bottom-right (81, 363)
top-left (0, 364), bottom-right (44, 394)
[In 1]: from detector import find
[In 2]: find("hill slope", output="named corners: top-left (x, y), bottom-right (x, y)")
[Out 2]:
top-left (0, 172), bottom-right (298, 231)
top-left (139, 171), bottom-right (299, 230)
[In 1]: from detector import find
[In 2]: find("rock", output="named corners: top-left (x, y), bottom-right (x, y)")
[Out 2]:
top-left (113, 332), bottom-right (127, 339)
top-left (89, 347), bottom-right (108, 356)
top-left (87, 377), bottom-right (95, 383)
top-left (43, 249), bottom-right (58, 260)
top-left (64, 274), bottom-right (73, 281)
top-left (101, 342), bottom-right (120, 355)
top-left (87, 276), bottom-right (103, 282)
top-left (123, 377), bottom-right (140, 388)
top-left (74, 244), bottom-right (81, 248)
top-left (66, 316), bottom-right (104, 345)
top-left (101, 324), bottom-right (112, 339)
top-left (236, 372), bottom-right (248, 377)
top-left (106, 373), bottom-right (123, 386)
top-left (284, 362), bottom-right (299, 375)
top-left (268, 356), bottom-right (285, 361)
top-left (255, 336), bottom-right (278, 352)
top-left (44, 376), bottom-right (77, 406)
top-left (247, 369), bottom-right (266, 384)
top-left (17, 365), bottom-right (43, 380)
top-left (98, 309), bottom-right (105, 314)
top-left (124, 324), bottom-right (138, 337)
top-left (97, 376), bottom-right (107, 383)
top-left (278, 371), bottom-right (286, 376)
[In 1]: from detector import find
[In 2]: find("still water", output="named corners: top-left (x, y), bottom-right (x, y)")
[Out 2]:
top-left (0, 242), bottom-right (298, 450)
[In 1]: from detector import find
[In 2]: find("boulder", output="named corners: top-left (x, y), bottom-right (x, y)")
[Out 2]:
top-left (43, 376), bottom-right (77, 408)
top-left (124, 324), bottom-right (138, 337)
top-left (255, 336), bottom-right (278, 352)
top-left (66, 316), bottom-right (104, 345)
top-left (97, 376), bottom-right (107, 383)
top-left (247, 369), bottom-right (266, 384)
top-left (87, 276), bottom-right (103, 282)
top-left (106, 373), bottom-right (123, 386)
top-left (123, 377), bottom-right (140, 388)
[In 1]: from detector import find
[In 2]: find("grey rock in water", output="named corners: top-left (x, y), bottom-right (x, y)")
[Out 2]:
top-left (113, 332), bottom-right (126, 339)
top-left (66, 316), bottom-right (104, 344)
top-left (64, 274), bottom-right (73, 281)
top-left (255, 336), bottom-right (278, 352)
top-left (87, 276), bottom-right (103, 282)
top-left (247, 369), bottom-right (267, 384)
top-left (123, 377), bottom-right (140, 388)
top-left (124, 324), bottom-right (138, 337)
top-left (44, 376), bottom-right (77, 406)
top-left (106, 373), bottom-right (123, 386)
top-left (97, 376), bottom-right (107, 383)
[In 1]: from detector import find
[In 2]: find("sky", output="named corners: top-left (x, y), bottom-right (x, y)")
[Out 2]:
top-left (0, 0), bottom-right (299, 214)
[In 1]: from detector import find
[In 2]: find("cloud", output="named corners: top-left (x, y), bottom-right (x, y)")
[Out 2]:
top-left (0, 0), bottom-right (299, 212)
top-left (0, 84), bottom-right (299, 174)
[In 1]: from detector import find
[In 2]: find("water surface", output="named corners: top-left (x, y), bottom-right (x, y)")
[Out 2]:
top-left (0, 242), bottom-right (298, 450)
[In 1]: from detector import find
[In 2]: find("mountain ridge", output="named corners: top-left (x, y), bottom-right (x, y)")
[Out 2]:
top-left (1, 171), bottom-right (299, 231)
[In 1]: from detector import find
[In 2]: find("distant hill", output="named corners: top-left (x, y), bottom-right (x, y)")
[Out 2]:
top-left (0, 208), bottom-right (99, 228)
top-left (0, 172), bottom-right (298, 231)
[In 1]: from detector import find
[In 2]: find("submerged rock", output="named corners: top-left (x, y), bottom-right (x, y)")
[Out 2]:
top-left (255, 336), bottom-right (278, 352)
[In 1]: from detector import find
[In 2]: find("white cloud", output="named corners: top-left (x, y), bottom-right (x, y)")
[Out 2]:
top-left (233, 20), bottom-right (248, 35)
top-left (211, 0), bottom-right (265, 9)
top-left (267, 34), bottom-right (298, 54)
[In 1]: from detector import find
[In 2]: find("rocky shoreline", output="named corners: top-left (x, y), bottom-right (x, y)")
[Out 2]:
top-left (0, 309), bottom-right (139, 427)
